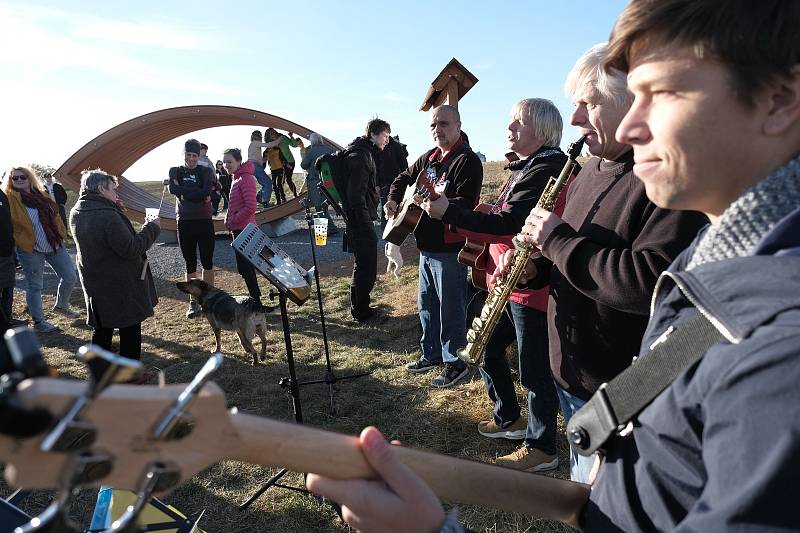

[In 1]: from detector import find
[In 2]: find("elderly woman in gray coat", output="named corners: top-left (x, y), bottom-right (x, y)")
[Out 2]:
top-left (69, 170), bottom-right (160, 365)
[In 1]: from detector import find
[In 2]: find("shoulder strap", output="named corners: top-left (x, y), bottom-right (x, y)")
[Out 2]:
top-left (566, 312), bottom-right (724, 456)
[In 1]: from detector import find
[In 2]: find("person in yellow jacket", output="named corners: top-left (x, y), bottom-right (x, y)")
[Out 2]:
top-left (2, 166), bottom-right (78, 332)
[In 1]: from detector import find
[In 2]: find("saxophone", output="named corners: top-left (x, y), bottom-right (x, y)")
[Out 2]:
top-left (457, 136), bottom-right (586, 367)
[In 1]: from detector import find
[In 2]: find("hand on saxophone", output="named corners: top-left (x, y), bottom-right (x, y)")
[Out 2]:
top-left (492, 249), bottom-right (537, 285)
top-left (520, 207), bottom-right (563, 248)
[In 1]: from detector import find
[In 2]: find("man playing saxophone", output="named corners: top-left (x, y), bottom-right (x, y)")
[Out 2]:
top-left (419, 98), bottom-right (571, 473)
top-left (501, 43), bottom-right (707, 480)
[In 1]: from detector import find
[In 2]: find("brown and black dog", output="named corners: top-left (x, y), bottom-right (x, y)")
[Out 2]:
top-left (176, 279), bottom-right (273, 365)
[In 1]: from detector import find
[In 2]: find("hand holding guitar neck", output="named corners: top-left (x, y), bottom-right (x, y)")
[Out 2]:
top-left (0, 345), bottom-right (589, 529)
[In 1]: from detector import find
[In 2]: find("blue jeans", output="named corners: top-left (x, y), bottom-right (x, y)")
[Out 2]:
top-left (479, 301), bottom-right (558, 454)
top-left (418, 251), bottom-right (467, 365)
top-left (18, 246), bottom-right (77, 323)
top-left (248, 159), bottom-right (272, 205)
top-left (556, 384), bottom-right (597, 483)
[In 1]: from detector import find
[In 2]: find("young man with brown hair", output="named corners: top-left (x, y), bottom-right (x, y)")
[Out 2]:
top-left (304, 1), bottom-right (800, 531)
top-left (344, 118), bottom-right (390, 322)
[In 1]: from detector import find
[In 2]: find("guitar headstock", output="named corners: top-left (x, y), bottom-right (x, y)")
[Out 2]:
top-left (0, 377), bottom-right (237, 492)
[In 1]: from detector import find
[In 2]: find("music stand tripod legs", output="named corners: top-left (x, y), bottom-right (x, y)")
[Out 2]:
top-left (238, 289), bottom-right (303, 510)
top-left (298, 198), bottom-right (371, 415)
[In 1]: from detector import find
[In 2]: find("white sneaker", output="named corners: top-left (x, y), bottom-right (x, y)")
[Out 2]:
top-left (52, 306), bottom-right (80, 319)
top-left (33, 320), bottom-right (59, 333)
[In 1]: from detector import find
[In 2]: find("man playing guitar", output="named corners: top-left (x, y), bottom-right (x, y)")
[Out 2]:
top-left (384, 105), bottom-right (483, 388)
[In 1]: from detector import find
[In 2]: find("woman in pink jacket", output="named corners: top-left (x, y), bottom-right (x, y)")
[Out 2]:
top-left (223, 148), bottom-right (262, 303)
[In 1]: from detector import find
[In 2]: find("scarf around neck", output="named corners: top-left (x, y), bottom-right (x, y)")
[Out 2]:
top-left (687, 154), bottom-right (800, 270)
top-left (18, 188), bottom-right (62, 250)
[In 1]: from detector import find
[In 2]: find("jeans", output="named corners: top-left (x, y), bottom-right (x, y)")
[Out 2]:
top-left (378, 185), bottom-right (390, 227)
top-left (418, 251), bottom-right (467, 365)
top-left (18, 246), bottom-right (77, 323)
top-left (479, 301), bottom-right (558, 454)
top-left (248, 159), bottom-right (272, 205)
top-left (556, 384), bottom-right (597, 483)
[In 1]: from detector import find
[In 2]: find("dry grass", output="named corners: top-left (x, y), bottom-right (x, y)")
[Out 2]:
top-left (6, 163), bottom-right (575, 532)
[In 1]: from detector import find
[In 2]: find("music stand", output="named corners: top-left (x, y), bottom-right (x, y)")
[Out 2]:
top-left (296, 196), bottom-right (371, 415)
top-left (231, 225), bottom-right (310, 510)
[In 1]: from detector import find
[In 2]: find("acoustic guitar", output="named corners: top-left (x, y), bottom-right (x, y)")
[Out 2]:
top-left (456, 203), bottom-right (496, 291)
top-left (0, 376), bottom-right (589, 529)
top-left (382, 171), bottom-right (439, 246)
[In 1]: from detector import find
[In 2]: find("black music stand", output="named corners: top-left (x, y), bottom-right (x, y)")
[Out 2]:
top-left (296, 197), bottom-right (371, 415)
top-left (231, 226), bottom-right (311, 510)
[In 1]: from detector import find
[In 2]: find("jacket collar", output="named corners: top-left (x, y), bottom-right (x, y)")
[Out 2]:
top-left (652, 206), bottom-right (800, 343)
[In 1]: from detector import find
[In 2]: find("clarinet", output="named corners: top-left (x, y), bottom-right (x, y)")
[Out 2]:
top-left (457, 136), bottom-right (585, 367)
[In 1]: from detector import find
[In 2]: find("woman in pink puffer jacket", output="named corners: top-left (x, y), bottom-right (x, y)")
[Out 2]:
top-left (223, 148), bottom-right (262, 303)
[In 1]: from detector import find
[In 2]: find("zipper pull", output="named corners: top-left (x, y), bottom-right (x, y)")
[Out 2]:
top-left (648, 325), bottom-right (675, 351)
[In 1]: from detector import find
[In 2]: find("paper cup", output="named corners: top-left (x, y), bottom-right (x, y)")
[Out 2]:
top-left (313, 217), bottom-right (329, 246)
top-left (145, 208), bottom-right (160, 223)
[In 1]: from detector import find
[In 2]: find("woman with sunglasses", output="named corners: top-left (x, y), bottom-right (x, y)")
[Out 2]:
top-left (2, 166), bottom-right (78, 332)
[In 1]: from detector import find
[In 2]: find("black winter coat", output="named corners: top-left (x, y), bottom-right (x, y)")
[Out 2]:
top-left (70, 193), bottom-right (160, 329)
top-left (343, 137), bottom-right (380, 225)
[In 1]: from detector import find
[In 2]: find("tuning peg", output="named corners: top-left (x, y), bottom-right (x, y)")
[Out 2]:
top-left (151, 354), bottom-right (223, 440)
top-left (14, 451), bottom-right (113, 533)
top-left (40, 345), bottom-right (143, 453)
top-left (104, 462), bottom-right (181, 533)
top-left (0, 329), bottom-right (54, 438)
top-left (4, 327), bottom-right (50, 378)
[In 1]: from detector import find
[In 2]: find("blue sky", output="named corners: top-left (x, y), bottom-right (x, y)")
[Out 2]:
top-left (0, 0), bottom-right (629, 183)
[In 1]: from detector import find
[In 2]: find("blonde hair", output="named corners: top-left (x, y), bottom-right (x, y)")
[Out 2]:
top-left (2, 166), bottom-right (44, 195)
top-left (511, 98), bottom-right (563, 147)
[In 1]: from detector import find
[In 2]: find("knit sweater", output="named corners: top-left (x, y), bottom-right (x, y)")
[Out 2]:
top-left (528, 151), bottom-right (708, 400)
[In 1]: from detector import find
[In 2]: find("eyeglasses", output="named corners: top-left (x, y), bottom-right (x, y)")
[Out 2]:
top-left (11, 175), bottom-right (28, 181)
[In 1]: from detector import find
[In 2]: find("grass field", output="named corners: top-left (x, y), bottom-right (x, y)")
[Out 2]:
top-left (5, 162), bottom-right (575, 532)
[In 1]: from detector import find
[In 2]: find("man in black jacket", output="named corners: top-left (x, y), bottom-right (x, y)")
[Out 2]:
top-left (376, 135), bottom-right (409, 227)
top-left (420, 98), bottom-right (569, 471)
top-left (345, 118), bottom-right (390, 322)
top-left (385, 105), bottom-right (483, 388)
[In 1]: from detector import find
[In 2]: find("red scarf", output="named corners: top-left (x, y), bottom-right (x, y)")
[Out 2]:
top-left (18, 189), bottom-right (62, 250)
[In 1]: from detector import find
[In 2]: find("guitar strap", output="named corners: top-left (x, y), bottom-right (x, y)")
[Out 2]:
top-left (566, 310), bottom-right (724, 456)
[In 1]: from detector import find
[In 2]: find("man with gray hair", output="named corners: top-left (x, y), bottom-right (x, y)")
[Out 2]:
top-left (420, 98), bottom-right (570, 471)
top-left (510, 43), bottom-right (706, 478)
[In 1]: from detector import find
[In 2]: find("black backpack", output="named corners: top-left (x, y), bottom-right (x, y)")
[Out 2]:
top-left (314, 146), bottom-right (373, 211)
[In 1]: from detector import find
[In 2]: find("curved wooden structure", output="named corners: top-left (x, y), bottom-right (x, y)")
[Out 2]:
top-left (54, 105), bottom-right (343, 232)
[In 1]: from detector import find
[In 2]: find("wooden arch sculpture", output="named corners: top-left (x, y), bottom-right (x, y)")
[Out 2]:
top-left (54, 105), bottom-right (343, 232)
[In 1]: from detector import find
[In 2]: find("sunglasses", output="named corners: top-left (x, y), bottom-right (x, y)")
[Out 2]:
top-left (11, 175), bottom-right (28, 181)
